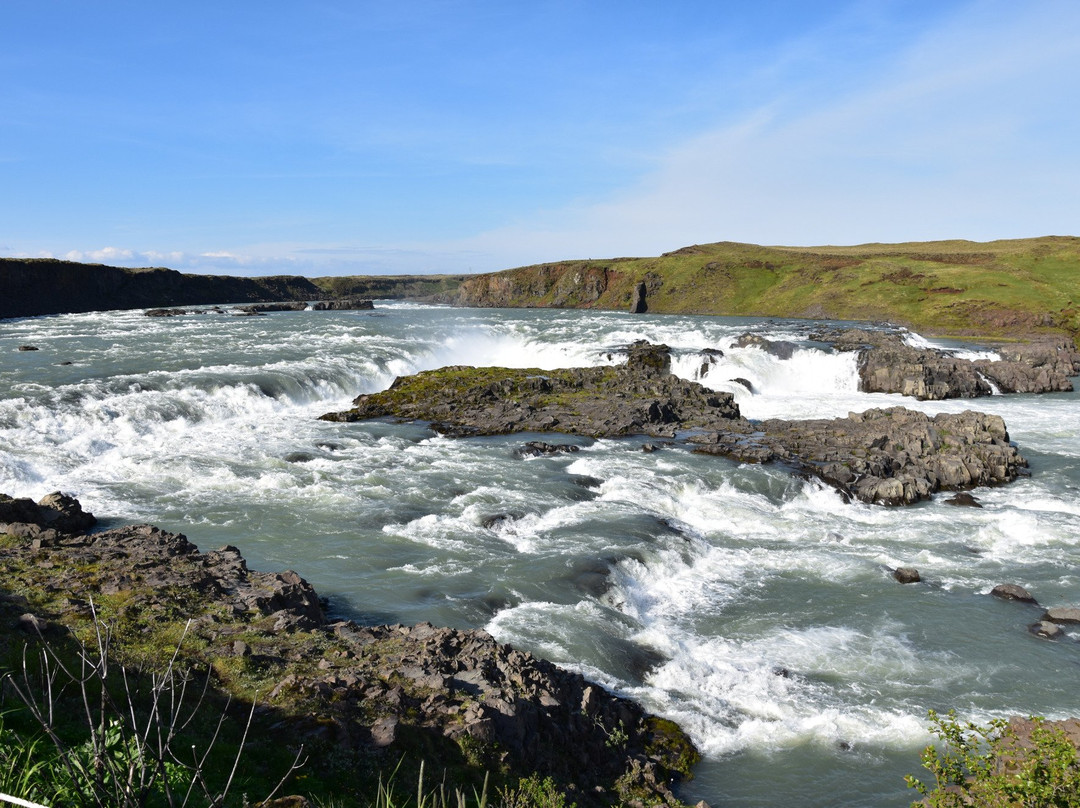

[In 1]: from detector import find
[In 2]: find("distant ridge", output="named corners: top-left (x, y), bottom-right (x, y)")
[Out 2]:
top-left (0, 257), bottom-right (464, 319)
top-left (4, 236), bottom-right (1079, 337)
top-left (452, 236), bottom-right (1080, 338)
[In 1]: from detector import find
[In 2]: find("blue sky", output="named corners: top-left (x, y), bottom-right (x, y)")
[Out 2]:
top-left (2, 1), bottom-right (1078, 276)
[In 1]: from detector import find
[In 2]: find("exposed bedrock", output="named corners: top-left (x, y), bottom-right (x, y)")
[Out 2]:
top-left (322, 342), bottom-right (1028, 506)
top-left (0, 495), bottom-right (697, 807)
top-left (322, 341), bottom-right (742, 439)
top-left (816, 329), bottom-right (1080, 400)
top-left (691, 407), bottom-right (1026, 505)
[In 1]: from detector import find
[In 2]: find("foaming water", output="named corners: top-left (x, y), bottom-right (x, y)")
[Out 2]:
top-left (2, 303), bottom-right (1079, 807)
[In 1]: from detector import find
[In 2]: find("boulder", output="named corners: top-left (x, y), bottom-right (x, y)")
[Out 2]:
top-left (735, 333), bottom-right (797, 360)
top-left (630, 281), bottom-right (648, 313)
top-left (893, 567), bottom-right (921, 584)
top-left (517, 441), bottom-right (580, 458)
top-left (1029, 621), bottom-right (1063, 639)
top-left (1042, 607), bottom-right (1080, 625)
top-left (990, 584), bottom-right (1038, 604)
top-left (945, 492), bottom-right (983, 508)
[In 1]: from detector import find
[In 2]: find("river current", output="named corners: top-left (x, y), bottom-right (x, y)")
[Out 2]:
top-left (2, 303), bottom-right (1078, 807)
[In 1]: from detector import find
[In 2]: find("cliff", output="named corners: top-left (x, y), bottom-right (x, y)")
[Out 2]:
top-left (451, 237), bottom-right (1080, 338)
top-left (0, 258), bottom-right (466, 319)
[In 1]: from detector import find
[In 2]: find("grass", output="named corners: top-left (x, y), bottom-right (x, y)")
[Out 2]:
top-left (456, 236), bottom-right (1080, 338)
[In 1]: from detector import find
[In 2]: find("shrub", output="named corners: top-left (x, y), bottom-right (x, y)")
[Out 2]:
top-left (907, 709), bottom-right (1080, 807)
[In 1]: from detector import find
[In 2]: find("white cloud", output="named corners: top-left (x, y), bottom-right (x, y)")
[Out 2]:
top-left (437, 0), bottom-right (1080, 263)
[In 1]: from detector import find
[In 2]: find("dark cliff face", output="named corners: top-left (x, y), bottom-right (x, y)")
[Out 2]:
top-left (0, 258), bottom-right (325, 319)
top-left (0, 259), bottom-right (468, 319)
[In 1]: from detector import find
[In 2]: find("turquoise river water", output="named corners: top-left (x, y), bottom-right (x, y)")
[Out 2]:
top-left (1, 302), bottom-right (1078, 807)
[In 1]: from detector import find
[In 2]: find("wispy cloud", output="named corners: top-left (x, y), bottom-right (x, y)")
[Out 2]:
top-left (441, 0), bottom-right (1080, 263)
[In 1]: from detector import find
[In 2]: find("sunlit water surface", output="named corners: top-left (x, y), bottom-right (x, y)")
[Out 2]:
top-left (2, 303), bottom-right (1078, 807)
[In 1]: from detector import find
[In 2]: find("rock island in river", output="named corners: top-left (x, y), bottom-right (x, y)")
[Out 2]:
top-left (321, 341), bottom-right (1027, 506)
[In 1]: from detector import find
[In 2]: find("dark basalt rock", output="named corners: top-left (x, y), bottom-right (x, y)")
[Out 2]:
top-left (734, 333), bottom-right (797, 360)
top-left (145, 308), bottom-right (192, 317)
top-left (0, 493), bottom-right (699, 807)
top-left (323, 343), bottom-right (1028, 506)
top-left (1029, 621), bottom-right (1063, 639)
top-left (0, 491), bottom-right (96, 536)
top-left (945, 492), bottom-right (984, 508)
top-left (311, 298), bottom-right (374, 311)
top-left (819, 329), bottom-right (1079, 400)
top-left (893, 567), bottom-right (921, 584)
top-left (238, 302), bottom-right (308, 314)
top-left (991, 584), bottom-right (1038, 604)
top-left (322, 342), bottom-right (741, 440)
top-left (692, 406), bottom-right (1026, 505)
top-left (518, 441), bottom-right (581, 458)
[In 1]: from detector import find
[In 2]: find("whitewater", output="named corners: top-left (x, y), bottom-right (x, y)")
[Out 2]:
top-left (2, 302), bottom-right (1078, 807)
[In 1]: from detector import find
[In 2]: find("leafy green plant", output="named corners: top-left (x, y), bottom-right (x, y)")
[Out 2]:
top-left (1, 711), bottom-right (51, 806)
top-left (906, 709), bottom-right (1080, 807)
top-left (497, 774), bottom-right (574, 808)
top-left (2, 602), bottom-right (304, 808)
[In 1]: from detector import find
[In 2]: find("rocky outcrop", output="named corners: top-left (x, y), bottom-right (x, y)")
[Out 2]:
top-left (455, 263), bottom-right (616, 309)
top-left (323, 343), bottom-right (1027, 506)
top-left (692, 407), bottom-right (1026, 505)
top-left (817, 329), bottom-right (1080, 400)
top-left (311, 298), bottom-right (374, 311)
top-left (0, 491), bottom-right (97, 539)
top-left (321, 342), bottom-right (742, 439)
top-left (734, 333), bottom-right (797, 360)
top-left (0, 495), bottom-right (698, 807)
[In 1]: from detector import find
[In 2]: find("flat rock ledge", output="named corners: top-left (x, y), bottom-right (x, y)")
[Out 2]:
top-left (321, 343), bottom-right (1027, 506)
top-left (322, 342), bottom-right (740, 439)
top-left (0, 493), bottom-right (697, 808)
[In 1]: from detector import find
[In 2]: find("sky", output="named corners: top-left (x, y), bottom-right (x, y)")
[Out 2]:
top-left (2, 0), bottom-right (1078, 277)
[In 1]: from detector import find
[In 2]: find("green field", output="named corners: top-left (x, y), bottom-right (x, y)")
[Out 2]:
top-left (456, 236), bottom-right (1080, 338)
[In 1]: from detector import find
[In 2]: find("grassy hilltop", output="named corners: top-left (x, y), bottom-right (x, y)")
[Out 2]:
top-left (455, 236), bottom-right (1080, 338)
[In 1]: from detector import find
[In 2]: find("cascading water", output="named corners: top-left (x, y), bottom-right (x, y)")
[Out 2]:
top-left (2, 302), bottom-right (1078, 807)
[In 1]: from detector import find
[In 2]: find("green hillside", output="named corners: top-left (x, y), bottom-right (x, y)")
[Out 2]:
top-left (454, 236), bottom-right (1080, 338)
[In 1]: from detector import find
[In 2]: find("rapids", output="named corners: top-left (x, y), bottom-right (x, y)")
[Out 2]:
top-left (2, 302), bottom-right (1078, 807)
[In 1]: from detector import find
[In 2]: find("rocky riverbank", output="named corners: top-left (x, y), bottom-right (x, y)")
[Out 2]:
top-left (321, 342), bottom-right (1027, 506)
top-left (0, 492), bottom-right (698, 807)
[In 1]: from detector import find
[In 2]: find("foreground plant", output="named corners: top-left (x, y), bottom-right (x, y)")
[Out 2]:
top-left (907, 710), bottom-right (1080, 807)
top-left (1, 603), bottom-right (304, 808)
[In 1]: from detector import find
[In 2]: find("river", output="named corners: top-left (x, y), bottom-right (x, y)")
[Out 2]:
top-left (2, 302), bottom-right (1078, 807)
